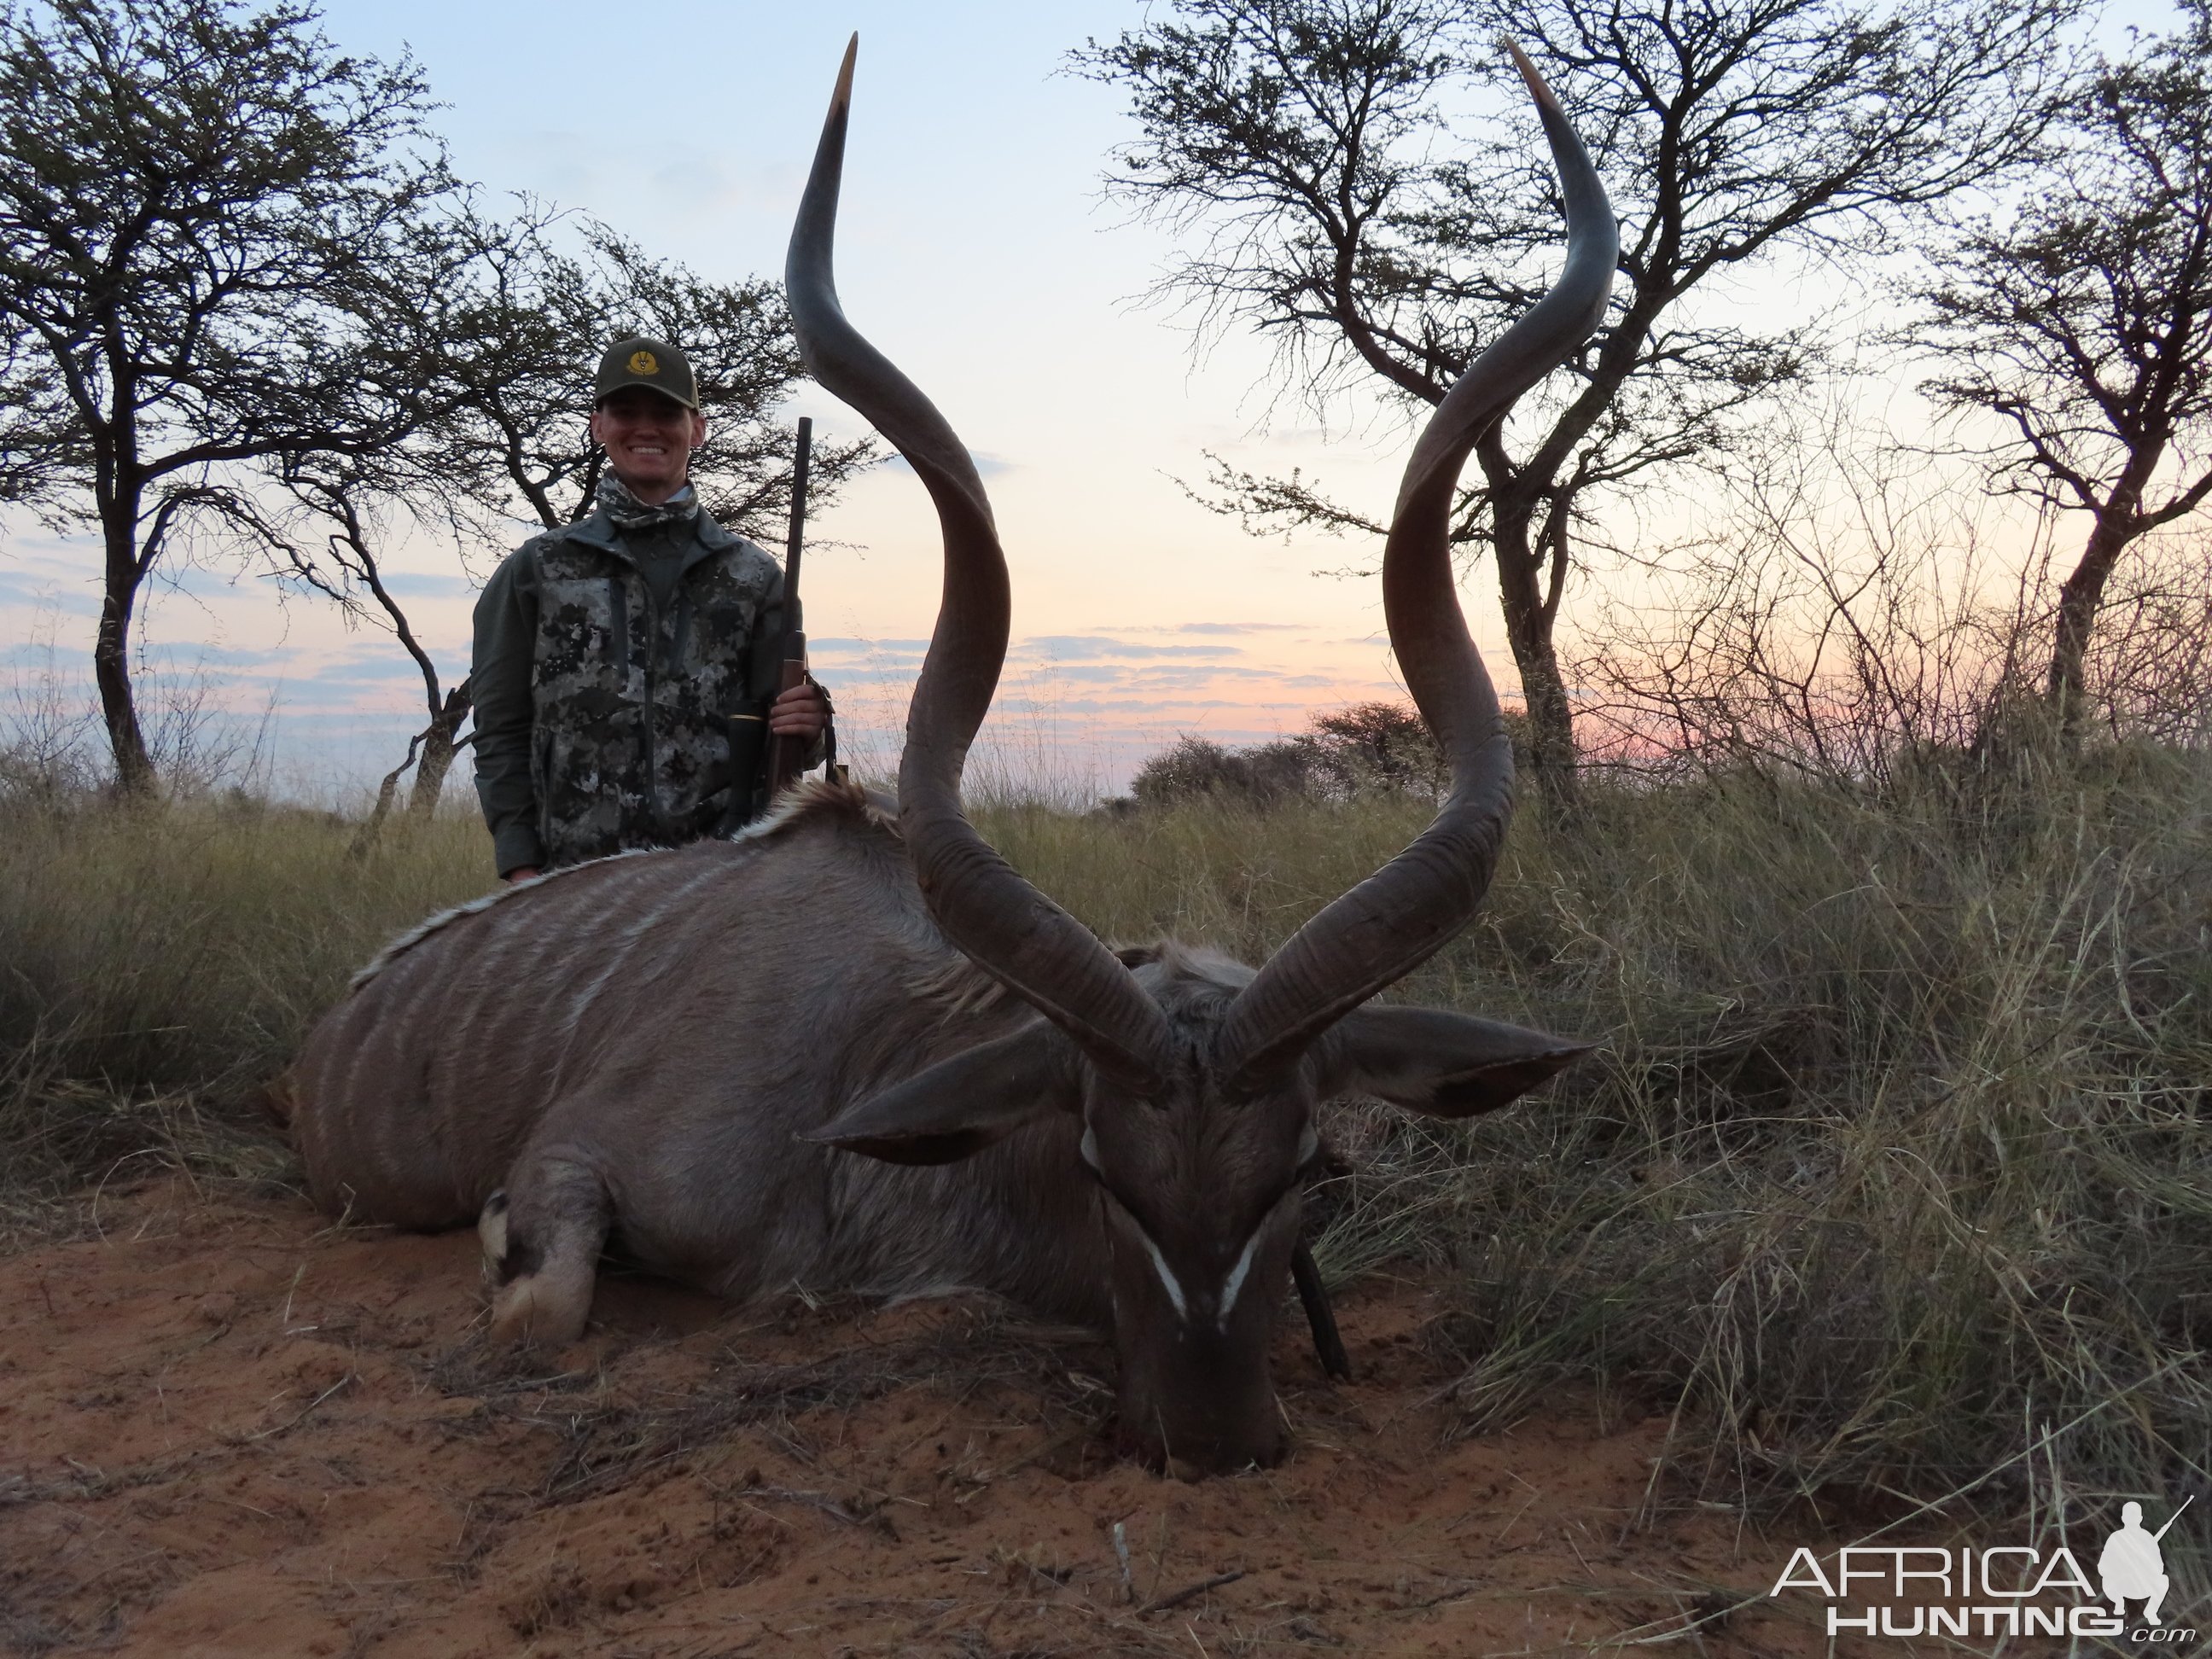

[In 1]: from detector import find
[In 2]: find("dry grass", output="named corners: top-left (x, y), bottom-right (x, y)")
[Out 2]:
top-left (0, 795), bottom-right (494, 1243)
top-left (978, 744), bottom-right (2212, 1594)
top-left (4, 740), bottom-right (2209, 1603)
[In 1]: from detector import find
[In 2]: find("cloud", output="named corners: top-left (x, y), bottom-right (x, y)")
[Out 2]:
top-left (1121, 663), bottom-right (1326, 685)
top-left (0, 637), bottom-right (91, 671)
top-left (882, 451), bottom-right (1016, 479)
top-left (301, 651), bottom-right (434, 686)
top-left (811, 637), bottom-right (931, 655)
top-left (1016, 635), bottom-right (1238, 661)
top-left (0, 571), bottom-right (98, 612)
top-left (0, 524), bottom-right (98, 559)
top-left (989, 695), bottom-right (1300, 719)
top-left (1163, 621), bottom-right (1304, 636)
top-left (374, 572), bottom-right (478, 599)
top-left (171, 643), bottom-right (291, 668)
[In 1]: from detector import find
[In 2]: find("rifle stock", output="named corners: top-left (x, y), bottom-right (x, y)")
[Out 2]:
top-left (719, 705), bottom-right (770, 834)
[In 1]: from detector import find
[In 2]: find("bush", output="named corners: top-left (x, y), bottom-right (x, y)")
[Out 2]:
top-left (1128, 734), bottom-right (1317, 807)
top-left (1124, 700), bottom-right (1479, 810)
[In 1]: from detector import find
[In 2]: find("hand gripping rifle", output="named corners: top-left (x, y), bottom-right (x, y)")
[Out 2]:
top-left (722, 417), bottom-right (831, 830)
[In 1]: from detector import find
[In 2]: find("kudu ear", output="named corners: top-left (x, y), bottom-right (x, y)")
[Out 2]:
top-left (806, 1022), bottom-right (1080, 1166)
top-left (1323, 1006), bottom-right (1594, 1118)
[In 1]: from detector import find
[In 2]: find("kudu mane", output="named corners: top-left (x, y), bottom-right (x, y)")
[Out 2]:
top-left (346, 779), bottom-right (899, 995)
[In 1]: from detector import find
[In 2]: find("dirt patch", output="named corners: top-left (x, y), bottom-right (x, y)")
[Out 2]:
top-left (1, 1179), bottom-right (1901, 1656)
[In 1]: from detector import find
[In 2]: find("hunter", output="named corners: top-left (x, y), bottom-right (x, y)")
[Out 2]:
top-left (470, 336), bottom-right (830, 881)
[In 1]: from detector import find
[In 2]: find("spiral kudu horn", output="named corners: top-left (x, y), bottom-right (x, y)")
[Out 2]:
top-left (785, 38), bottom-right (1174, 1088)
top-left (1215, 43), bottom-right (1618, 1094)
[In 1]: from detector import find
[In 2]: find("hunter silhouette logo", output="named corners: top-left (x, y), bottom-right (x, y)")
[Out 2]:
top-left (2102, 1497), bottom-right (2190, 1625)
top-left (627, 349), bottom-right (659, 375)
top-left (1769, 1493), bottom-right (2200, 1640)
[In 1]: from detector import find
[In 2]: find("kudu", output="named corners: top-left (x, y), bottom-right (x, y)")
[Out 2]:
top-left (290, 39), bottom-right (1615, 1476)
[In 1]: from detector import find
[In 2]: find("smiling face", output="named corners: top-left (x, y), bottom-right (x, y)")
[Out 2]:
top-left (591, 386), bottom-right (707, 503)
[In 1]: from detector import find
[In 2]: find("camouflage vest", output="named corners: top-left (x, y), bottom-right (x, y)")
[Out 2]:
top-left (527, 512), bottom-right (781, 869)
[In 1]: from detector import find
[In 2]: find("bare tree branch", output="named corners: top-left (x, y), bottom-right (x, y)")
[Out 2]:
top-left (1077, 0), bottom-right (2076, 795)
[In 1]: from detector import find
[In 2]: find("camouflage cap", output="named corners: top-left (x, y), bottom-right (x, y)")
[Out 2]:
top-left (594, 336), bottom-right (698, 410)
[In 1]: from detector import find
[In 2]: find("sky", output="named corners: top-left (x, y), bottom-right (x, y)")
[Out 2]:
top-left (0, 0), bottom-right (2186, 800)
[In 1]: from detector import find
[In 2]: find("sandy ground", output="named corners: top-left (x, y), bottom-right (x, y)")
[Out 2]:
top-left (1, 1179), bottom-right (1915, 1657)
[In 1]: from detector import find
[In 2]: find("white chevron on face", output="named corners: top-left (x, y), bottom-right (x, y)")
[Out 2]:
top-left (1138, 1229), bottom-right (1189, 1320)
top-left (1218, 1225), bottom-right (1266, 1330)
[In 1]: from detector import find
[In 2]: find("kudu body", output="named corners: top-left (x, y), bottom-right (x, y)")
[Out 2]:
top-left (291, 39), bottom-right (1615, 1474)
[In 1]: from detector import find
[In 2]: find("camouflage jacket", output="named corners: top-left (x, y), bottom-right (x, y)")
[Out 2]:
top-left (470, 506), bottom-right (806, 876)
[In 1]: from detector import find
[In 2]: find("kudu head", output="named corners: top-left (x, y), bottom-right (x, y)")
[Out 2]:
top-left (792, 37), bottom-right (1616, 1475)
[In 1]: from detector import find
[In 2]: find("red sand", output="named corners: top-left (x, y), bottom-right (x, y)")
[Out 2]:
top-left (2, 1179), bottom-right (1910, 1656)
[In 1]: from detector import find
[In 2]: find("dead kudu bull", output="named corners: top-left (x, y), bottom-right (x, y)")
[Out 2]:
top-left (291, 41), bottom-right (1615, 1475)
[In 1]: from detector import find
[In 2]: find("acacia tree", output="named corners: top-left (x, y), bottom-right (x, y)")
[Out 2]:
top-left (0, 0), bottom-right (451, 791)
top-left (1078, 0), bottom-right (2073, 797)
top-left (1915, 0), bottom-right (2212, 735)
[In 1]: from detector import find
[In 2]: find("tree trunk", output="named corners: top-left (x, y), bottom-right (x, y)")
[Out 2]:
top-left (348, 736), bottom-right (421, 859)
top-left (2046, 507), bottom-right (2136, 742)
top-left (1490, 504), bottom-right (1578, 811)
top-left (95, 519), bottom-right (154, 795)
top-left (406, 679), bottom-right (473, 820)
top-left (407, 722), bottom-right (458, 820)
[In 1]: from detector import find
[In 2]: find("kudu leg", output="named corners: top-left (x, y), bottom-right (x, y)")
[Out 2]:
top-left (1292, 1241), bottom-right (1352, 1381)
top-left (486, 1142), bottom-right (613, 1348)
top-left (477, 1190), bottom-right (511, 1277)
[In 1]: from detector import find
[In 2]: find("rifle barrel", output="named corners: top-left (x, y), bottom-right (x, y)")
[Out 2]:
top-left (2154, 1493), bottom-right (2194, 1542)
top-left (783, 416), bottom-right (812, 631)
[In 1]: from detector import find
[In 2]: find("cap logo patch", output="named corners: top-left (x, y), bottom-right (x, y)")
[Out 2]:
top-left (628, 350), bottom-right (659, 375)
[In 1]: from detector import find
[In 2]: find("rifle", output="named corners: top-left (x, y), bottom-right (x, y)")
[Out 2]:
top-left (763, 415), bottom-right (817, 799)
top-left (2155, 1495), bottom-right (2195, 1542)
top-left (721, 417), bottom-right (827, 830)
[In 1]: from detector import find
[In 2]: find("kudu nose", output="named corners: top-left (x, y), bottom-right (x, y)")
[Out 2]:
top-left (1122, 1412), bottom-right (1289, 1478)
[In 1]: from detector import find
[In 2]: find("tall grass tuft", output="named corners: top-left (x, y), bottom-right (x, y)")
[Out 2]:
top-left (0, 791), bottom-right (495, 1238)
